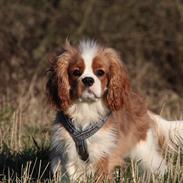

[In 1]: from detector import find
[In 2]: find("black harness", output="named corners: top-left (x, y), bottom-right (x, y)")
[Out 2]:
top-left (57, 111), bottom-right (111, 161)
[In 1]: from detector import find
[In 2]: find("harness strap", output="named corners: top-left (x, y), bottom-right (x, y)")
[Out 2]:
top-left (58, 111), bottom-right (111, 161)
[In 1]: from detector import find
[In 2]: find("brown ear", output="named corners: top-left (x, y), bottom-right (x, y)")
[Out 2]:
top-left (46, 59), bottom-right (61, 110)
top-left (46, 42), bottom-right (76, 111)
top-left (104, 48), bottom-right (130, 111)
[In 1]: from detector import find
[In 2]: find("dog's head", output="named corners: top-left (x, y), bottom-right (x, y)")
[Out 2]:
top-left (46, 40), bottom-right (130, 112)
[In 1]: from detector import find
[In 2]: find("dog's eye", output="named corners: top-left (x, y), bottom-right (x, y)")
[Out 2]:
top-left (72, 69), bottom-right (81, 77)
top-left (96, 69), bottom-right (105, 77)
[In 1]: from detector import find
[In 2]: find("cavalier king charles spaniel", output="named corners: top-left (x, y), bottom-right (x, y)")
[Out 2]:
top-left (46, 40), bottom-right (183, 182)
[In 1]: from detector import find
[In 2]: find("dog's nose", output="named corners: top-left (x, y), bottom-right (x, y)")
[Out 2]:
top-left (82, 77), bottom-right (94, 87)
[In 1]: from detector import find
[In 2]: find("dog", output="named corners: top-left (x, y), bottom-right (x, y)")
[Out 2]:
top-left (46, 40), bottom-right (183, 182)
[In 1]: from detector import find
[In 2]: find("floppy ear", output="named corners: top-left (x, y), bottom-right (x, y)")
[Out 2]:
top-left (46, 42), bottom-right (76, 111)
top-left (104, 48), bottom-right (130, 111)
top-left (46, 57), bottom-right (61, 110)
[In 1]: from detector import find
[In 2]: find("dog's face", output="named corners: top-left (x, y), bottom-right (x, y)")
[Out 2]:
top-left (46, 40), bottom-right (130, 111)
top-left (68, 46), bottom-right (109, 103)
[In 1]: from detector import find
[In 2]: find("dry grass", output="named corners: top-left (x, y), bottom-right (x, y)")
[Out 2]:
top-left (0, 75), bottom-right (182, 183)
top-left (0, 0), bottom-right (183, 182)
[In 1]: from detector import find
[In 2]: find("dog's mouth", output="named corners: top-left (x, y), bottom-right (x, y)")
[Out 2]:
top-left (79, 88), bottom-right (101, 102)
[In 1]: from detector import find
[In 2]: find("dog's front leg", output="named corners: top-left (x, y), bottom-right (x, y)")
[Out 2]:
top-left (96, 157), bottom-right (123, 182)
top-left (51, 155), bottom-right (62, 179)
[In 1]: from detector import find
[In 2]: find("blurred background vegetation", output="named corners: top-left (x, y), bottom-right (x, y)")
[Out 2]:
top-left (0, 0), bottom-right (183, 181)
top-left (0, 0), bottom-right (183, 114)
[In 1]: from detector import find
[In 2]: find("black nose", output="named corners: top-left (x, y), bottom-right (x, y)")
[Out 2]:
top-left (82, 77), bottom-right (94, 87)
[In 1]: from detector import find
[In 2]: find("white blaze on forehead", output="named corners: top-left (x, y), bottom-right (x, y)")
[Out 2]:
top-left (79, 40), bottom-right (99, 73)
top-left (78, 40), bottom-right (102, 99)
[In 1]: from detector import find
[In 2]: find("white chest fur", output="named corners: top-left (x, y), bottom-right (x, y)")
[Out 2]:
top-left (52, 123), bottom-right (117, 180)
top-left (51, 100), bottom-right (117, 180)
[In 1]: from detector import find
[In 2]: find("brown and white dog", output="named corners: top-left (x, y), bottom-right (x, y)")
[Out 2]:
top-left (46, 40), bottom-right (183, 182)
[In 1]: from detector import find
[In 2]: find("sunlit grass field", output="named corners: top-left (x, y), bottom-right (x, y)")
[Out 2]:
top-left (0, 90), bottom-right (182, 183)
